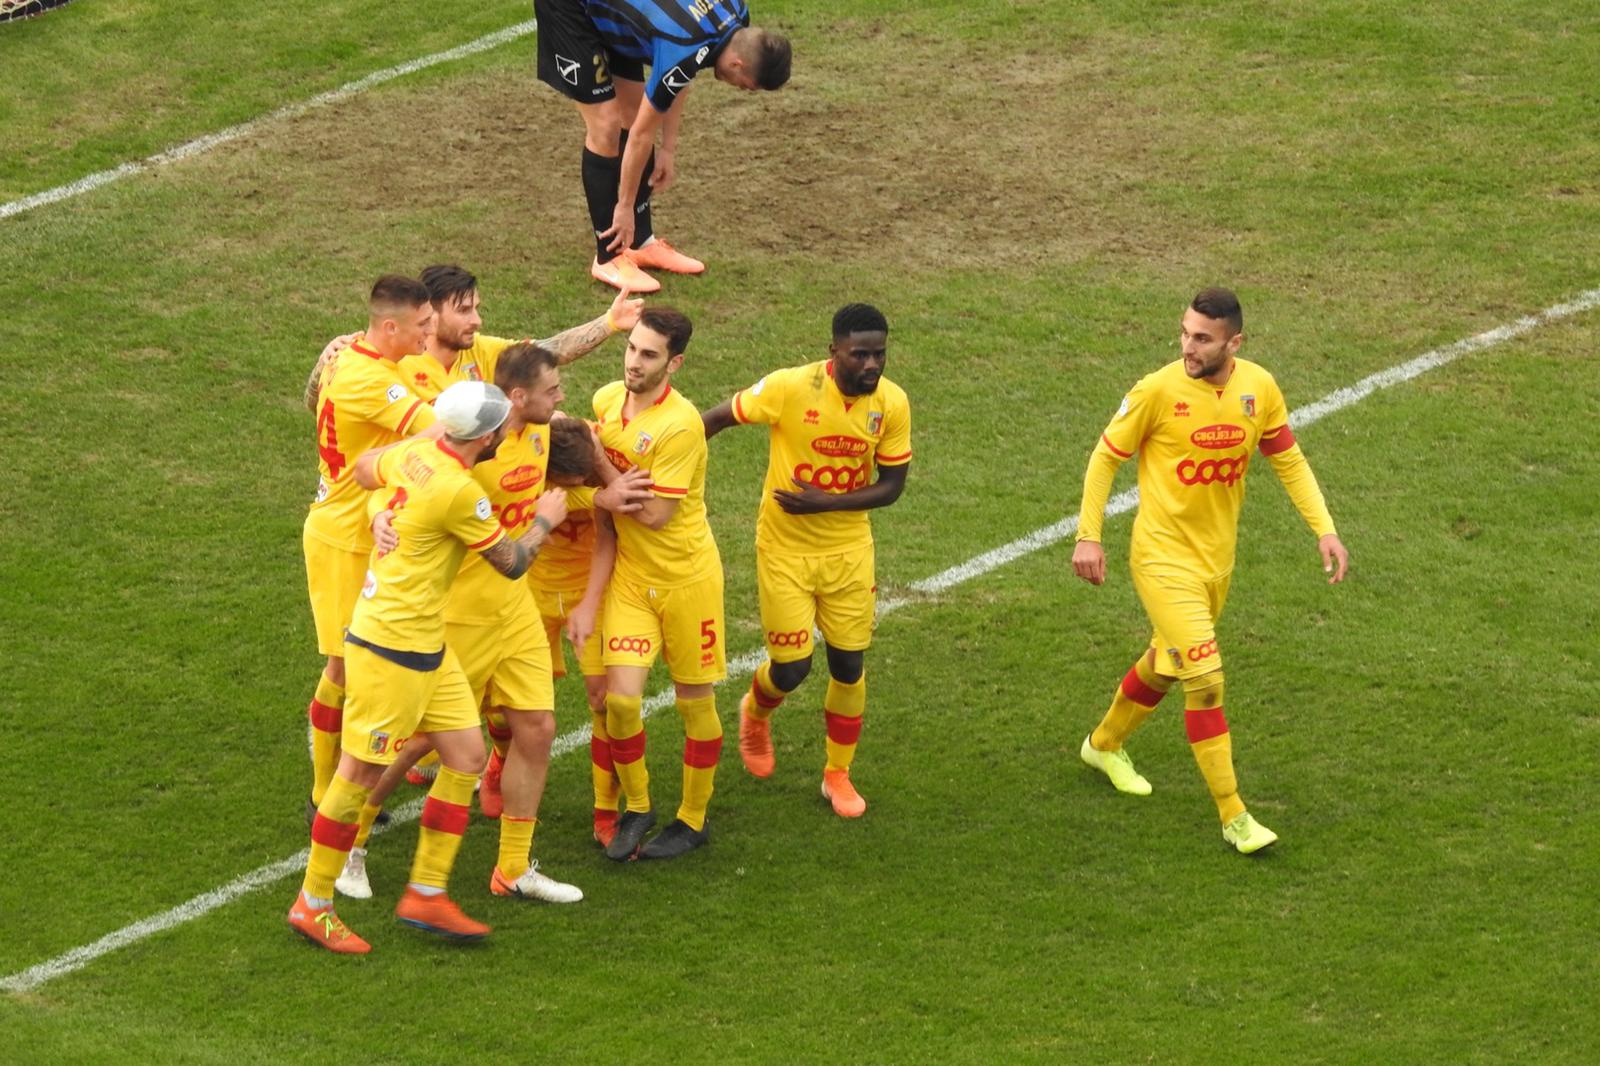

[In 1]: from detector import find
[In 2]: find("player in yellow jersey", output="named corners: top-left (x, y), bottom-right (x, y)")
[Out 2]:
top-left (529, 477), bottom-right (625, 847)
top-left (1071, 288), bottom-right (1349, 854)
top-left (591, 306), bottom-right (726, 860)
top-left (301, 275), bottom-right (438, 820)
top-left (289, 381), bottom-right (574, 952)
top-left (701, 304), bottom-right (912, 818)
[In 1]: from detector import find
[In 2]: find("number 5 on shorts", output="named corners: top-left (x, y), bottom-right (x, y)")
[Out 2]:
top-left (700, 618), bottom-right (717, 650)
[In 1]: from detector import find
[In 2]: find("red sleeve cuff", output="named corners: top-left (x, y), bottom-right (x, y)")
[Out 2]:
top-left (1100, 433), bottom-right (1134, 459)
top-left (467, 529), bottom-right (505, 551)
top-left (653, 485), bottom-right (688, 497)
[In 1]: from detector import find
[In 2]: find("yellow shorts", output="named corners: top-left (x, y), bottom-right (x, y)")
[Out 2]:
top-left (602, 569), bottom-right (726, 685)
top-left (341, 642), bottom-right (480, 766)
top-left (447, 606), bottom-right (554, 712)
top-left (534, 585), bottom-right (605, 678)
top-left (1131, 567), bottom-right (1232, 681)
top-left (303, 528), bottom-right (367, 657)
top-left (756, 544), bottom-right (876, 662)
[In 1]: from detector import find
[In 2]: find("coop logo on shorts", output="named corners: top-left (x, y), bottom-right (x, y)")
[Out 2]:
top-left (767, 628), bottom-right (811, 649)
top-left (1176, 455), bottom-right (1247, 487)
top-left (1186, 639), bottom-right (1218, 663)
top-left (361, 569), bottom-right (378, 598)
top-left (662, 66), bottom-right (691, 95)
top-left (555, 54), bottom-right (580, 86)
top-left (386, 383), bottom-right (407, 403)
top-left (368, 731), bottom-right (390, 756)
top-left (474, 497), bottom-right (493, 520)
top-left (866, 411), bottom-right (884, 435)
top-left (608, 636), bottom-right (653, 655)
top-left (1190, 423), bottom-right (1246, 450)
top-left (633, 431), bottom-right (653, 455)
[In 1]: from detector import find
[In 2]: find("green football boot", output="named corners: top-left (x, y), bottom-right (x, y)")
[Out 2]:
top-left (1222, 811), bottom-right (1278, 854)
top-left (1079, 734), bottom-right (1153, 796)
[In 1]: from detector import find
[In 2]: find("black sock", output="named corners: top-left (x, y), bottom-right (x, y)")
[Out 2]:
top-left (581, 147), bottom-right (623, 263)
top-left (618, 129), bottom-right (655, 249)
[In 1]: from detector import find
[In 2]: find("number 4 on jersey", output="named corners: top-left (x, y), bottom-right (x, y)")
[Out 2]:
top-left (317, 400), bottom-right (347, 482)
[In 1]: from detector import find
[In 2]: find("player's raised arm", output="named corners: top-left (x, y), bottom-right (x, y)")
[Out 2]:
top-left (533, 288), bottom-right (644, 366)
top-left (303, 331), bottom-right (361, 412)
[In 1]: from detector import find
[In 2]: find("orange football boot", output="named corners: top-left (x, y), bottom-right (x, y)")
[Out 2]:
top-left (593, 808), bottom-right (619, 848)
top-left (591, 255), bottom-right (660, 293)
top-left (821, 769), bottom-right (866, 818)
top-left (738, 693), bottom-right (775, 778)
top-left (626, 238), bottom-right (705, 275)
top-left (287, 895), bottom-right (371, 955)
top-left (394, 888), bottom-right (491, 941)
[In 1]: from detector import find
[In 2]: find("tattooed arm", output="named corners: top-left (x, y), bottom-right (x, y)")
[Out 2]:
top-left (479, 489), bottom-right (570, 579)
top-left (303, 331), bottom-right (361, 412)
top-left (533, 289), bottom-right (643, 366)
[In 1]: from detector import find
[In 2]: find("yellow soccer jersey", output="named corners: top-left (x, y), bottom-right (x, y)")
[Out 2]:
top-left (593, 381), bottom-right (719, 589)
top-left (530, 485), bottom-right (598, 596)
top-left (732, 360), bottom-right (912, 555)
top-left (348, 437), bottom-right (506, 653)
top-left (398, 334), bottom-right (519, 402)
top-left (306, 342), bottom-right (436, 553)
top-left (443, 421), bottom-right (553, 625)
top-left (1089, 357), bottom-right (1323, 578)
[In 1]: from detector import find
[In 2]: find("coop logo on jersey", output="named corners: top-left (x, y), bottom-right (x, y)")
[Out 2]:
top-left (811, 434), bottom-right (869, 458)
top-left (368, 731), bottom-right (391, 756)
top-left (500, 465), bottom-right (544, 493)
top-left (386, 383), bottom-right (407, 403)
top-left (555, 54), bottom-right (580, 85)
top-left (662, 65), bottom-right (691, 94)
top-left (1176, 456), bottom-right (1247, 487)
top-left (361, 569), bottom-right (378, 598)
top-left (1241, 394), bottom-right (1256, 417)
top-left (1190, 424), bottom-right (1247, 450)
top-left (794, 461), bottom-right (871, 492)
top-left (633, 431), bottom-right (653, 455)
top-left (866, 411), bottom-right (884, 435)
top-left (474, 497), bottom-right (493, 520)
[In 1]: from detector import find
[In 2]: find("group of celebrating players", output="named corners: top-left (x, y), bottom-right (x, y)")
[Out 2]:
top-left (289, 265), bottom-right (910, 954)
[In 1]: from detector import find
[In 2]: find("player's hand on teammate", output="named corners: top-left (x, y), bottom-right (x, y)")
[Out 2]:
top-left (535, 487), bottom-right (570, 533)
top-left (1072, 540), bottom-right (1107, 586)
top-left (601, 204), bottom-right (635, 255)
top-left (371, 509), bottom-right (399, 558)
top-left (649, 149), bottom-right (677, 195)
top-left (318, 331), bottom-right (362, 382)
top-left (596, 467), bottom-right (654, 514)
top-left (606, 287), bottom-right (644, 334)
top-left (773, 480), bottom-right (837, 515)
top-left (1319, 533), bottom-right (1349, 585)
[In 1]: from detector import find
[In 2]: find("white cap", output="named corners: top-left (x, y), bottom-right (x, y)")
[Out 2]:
top-left (434, 381), bottom-right (511, 439)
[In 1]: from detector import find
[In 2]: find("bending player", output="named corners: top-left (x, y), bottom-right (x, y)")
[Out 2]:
top-left (702, 303), bottom-right (911, 817)
top-left (1072, 287), bottom-right (1349, 854)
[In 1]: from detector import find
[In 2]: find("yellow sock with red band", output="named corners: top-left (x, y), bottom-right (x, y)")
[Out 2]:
top-left (303, 773), bottom-right (368, 902)
top-left (352, 802), bottom-right (382, 849)
top-left (409, 766), bottom-right (477, 890)
top-left (308, 674), bottom-right (344, 806)
top-left (746, 661), bottom-right (787, 721)
top-left (823, 675), bottom-right (866, 772)
top-left (589, 707), bottom-right (621, 815)
top-left (1091, 652), bottom-right (1174, 752)
top-left (483, 710), bottom-right (513, 760)
top-left (606, 693), bottom-right (651, 814)
top-left (497, 816), bottom-right (537, 880)
top-left (676, 695), bottom-right (722, 831)
top-left (1183, 672), bottom-right (1245, 824)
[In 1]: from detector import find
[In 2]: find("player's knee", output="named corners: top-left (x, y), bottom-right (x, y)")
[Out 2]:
top-left (581, 108), bottom-right (623, 155)
top-left (824, 645), bottom-right (864, 685)
top-left (1182, 669), bottom-right (1226, 707)
top-left (583, 678), bottom-right (608, 714)
top-left (770, 655), bottom-right (812, 692)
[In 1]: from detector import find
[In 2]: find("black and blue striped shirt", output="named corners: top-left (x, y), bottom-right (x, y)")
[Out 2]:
top-left (585, 0), bottom-right (750, 110)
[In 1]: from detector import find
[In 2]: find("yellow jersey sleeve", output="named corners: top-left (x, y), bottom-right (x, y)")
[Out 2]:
top-left (732, 366), bottom-right (794, 426)
top-left (1099, 372), bottom-right (1161, 460)
top-left (877, 390), bottom-right (912, 466)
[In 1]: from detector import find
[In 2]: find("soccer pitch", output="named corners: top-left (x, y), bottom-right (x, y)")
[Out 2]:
top-left (4, 1), bottom-right (1598, 1061)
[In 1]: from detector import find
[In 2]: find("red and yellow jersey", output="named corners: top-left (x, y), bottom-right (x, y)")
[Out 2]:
top-left (306, 342), bottom-right (436, 553)
top-left (398, 334), bottom-right (519, 402)
top-left (530, 485), bottom-right (597, 596)
top-left (732, 360), bottom-right (912, 555)
top-left (348, 437), bottom-right (506, 653)
top-left (443, 421), bottom-right (553, 626)
top-left (593, 381), bottom-right (719, 588)
top-left (1082, 357), bottom-right (1332, 578)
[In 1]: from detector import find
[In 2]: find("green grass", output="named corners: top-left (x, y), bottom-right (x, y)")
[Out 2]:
top-left (4, 0), bottom-right (1600, 1061)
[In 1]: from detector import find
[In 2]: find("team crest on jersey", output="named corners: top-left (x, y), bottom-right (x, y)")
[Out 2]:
top-left (866, 411), bottom-right (884, 435)
top-left (368, 731), bottom-right (390, 756)
top-left (465, 364), bottom-right (482, 382)
top-left (1241, 395), bottom-right (1256, 417)
top-left (633, 432), bottom-right (653, 455)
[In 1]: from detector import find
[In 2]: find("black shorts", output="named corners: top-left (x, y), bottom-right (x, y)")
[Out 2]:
top-left (534, 0), bottom-right (646, 103)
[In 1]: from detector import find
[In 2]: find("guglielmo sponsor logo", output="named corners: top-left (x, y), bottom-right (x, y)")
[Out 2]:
top-left (500, 465), bottom-right (544, 493)
top-left (810, 434), bottom-right (869, 458)
top-left (1191, 424), bottom-right (1247, 450)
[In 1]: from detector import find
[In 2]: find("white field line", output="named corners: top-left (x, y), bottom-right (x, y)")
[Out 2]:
top-left (4, 286), bottom-right (1597, 995)
top-left (0, 20), bottom-right (537, 223)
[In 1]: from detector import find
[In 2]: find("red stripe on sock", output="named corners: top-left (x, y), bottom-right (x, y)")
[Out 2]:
top-left (420, 796), bottom-right (470, 836)
top-left (683, 736), bottom-right (723, 769)
top-left (610, 731), bottom-right (646, 764)
top-left (310, 813), bottom-right (358, 851)
top-left (590, 735), bottom-right (615, 772)
top-left (751, 681), bottom-right (783, 709)
top-left (824, 711), bottom-right (863, 746)
top-left (308, 699), bottom-right (342, 733)
top-left (1119, 666), bottom-right (1167, 708)
top-left (1184, 707), bottom-right (1229, 743)
top-left (486, 723), bottom-right (513, 742)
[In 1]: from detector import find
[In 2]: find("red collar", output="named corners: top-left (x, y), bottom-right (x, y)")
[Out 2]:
top-left (434, 439), bottom-right (469, 470)
top-left (621, 383), bottom-right (672, 427)
top-left (352, 341), bottom-right (385, 361)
